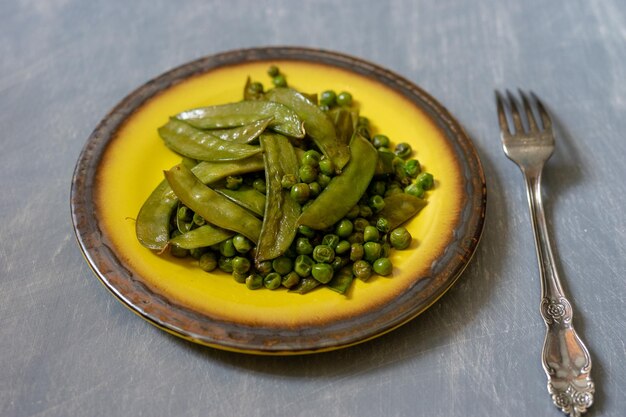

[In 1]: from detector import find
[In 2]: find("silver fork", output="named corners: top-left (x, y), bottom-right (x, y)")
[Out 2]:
top-left (496, 90), bottom-right (595, 416)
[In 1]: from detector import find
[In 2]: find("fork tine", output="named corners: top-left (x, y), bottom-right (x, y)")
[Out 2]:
top-left (519, 90), bottom-right (538, 133)
top-left (531, 91), bottom-right (552, 131)
top-left (506, 90), bottom-right (525, 134)
top-left (495, 91), bottom-right (511, 136)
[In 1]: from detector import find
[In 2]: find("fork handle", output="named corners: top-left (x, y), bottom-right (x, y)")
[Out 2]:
top-left (523, 170), bottom-right (595, 417)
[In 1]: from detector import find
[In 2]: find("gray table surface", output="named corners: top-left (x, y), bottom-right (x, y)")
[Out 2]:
top-left (2, 0), bottom-right (625, 416)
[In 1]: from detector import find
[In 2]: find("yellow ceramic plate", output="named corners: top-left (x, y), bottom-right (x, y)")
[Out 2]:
top-left (71, 47), bottom-right (486, 354)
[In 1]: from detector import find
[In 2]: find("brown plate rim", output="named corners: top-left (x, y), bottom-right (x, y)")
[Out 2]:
top-left (70, 46), bottom-right (486, 354)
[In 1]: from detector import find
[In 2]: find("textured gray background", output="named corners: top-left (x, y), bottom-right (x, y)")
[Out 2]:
top-left (1, 0), bottom-right (625, 416)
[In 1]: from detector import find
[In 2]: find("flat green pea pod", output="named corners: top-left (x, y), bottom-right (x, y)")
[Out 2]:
top-left (298, 133), bottom-right (378, 230)
top-left (208, 117), bottom-right (272, 144)
top-left (175, 101), bottom-right (305, 138)
top-left (136, 155), bottom-right (264, 251)
top-left (289, 277), bottom-right (320, 294)
top-left (158, 119), bottom-right (262, 161)
top-left (215, 186), bottom-right (266, 217)
top-left (164, 164), bottom-right (263, 243)
top-left (375, 193), bottom-right (427, 230)
top-left (327, 107), bottom-right (356, 148)
top-left (255, 133), bottom-right (301, 262)
top-left (327, 265), bottom-right (354, 294)
top-left (264, 88), bottom-right (350, 171)
top-left (169, 224), bottom-right (234, 249)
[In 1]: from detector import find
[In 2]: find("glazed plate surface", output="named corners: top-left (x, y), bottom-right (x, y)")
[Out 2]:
top-left (71, 47), bottom-right (486, 354)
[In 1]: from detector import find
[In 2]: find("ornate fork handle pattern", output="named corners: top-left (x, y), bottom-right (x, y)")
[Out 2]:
top-left (498, 91), bottom-right (594, 416)
top-left (525, 164), bottom-right (594, 417)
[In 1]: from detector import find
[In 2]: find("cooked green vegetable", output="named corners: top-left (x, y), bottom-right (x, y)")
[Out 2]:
top-left (176, 101), bottom-right (305, 138)
top-left (159, 119), bottom-right (262, 161)
top-left (298, 133), bottom-right (377, 230)
top-left (136, 66), bottom-right (436, 294)
top-left (164, 164), bottom-right (262, 243)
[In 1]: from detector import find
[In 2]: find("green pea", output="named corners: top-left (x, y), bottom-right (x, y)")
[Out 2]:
top-left (318, 104), bottom-right (330, 112)
top-left (353, 218), bottom-right (370, 232)
top-left (299, 165), bottom-right (318, 183)
top-left (353, 260), bottom-right (372, 281)
top-left (336, 91), bottom-right (353, 106)
top-left (345, 205), bottom-right (360, 219)
top-left (245, 273), bottom-right (263, 290)
top-left (318, 157), bottom-right (335, 176)
top-left (416, 172), bottom-right (434, 190)
top-left (322, 234), bottom-right (340, 249)
top-left (272, 257), bottom-right (293, 275)
top-left (363, 225), bottom-right (380, 243)
top-left (359, 204), bottom-right (373, 218)
top-left (357, 125), bottom-right (371, 139)
top-left (335, 219), bottom-right (354, 238)
top-left (384, 183), bottom-right (404, 197)
top-left (256, 260), bottom-right (273, 276)
top-left (232, 256), bottom-right (251, 274)
top-left (225, 175), bottom-right (243, 190)
top-left (219, 239), bottom-right (236, 257)
top-left (320, 90), bottom-right (337, 106)
top-left (376, 217), bottom-right (390, 233)
top-left (317, 173), bottom-right (331, 188)
top-left (249, 81), bottom-right (264, 94)
top-left (404, 183), bottom-right (424, 198)
top-left (357, 116), bottom-right (369, 127)
top-left (350, 243), bottom-right (364, 261)
top-left (404, 159), bottom-right (421, 178)
top-left (363, 241), bottom-right (382, 262)
top-left (390, 227), bottom-right (412, 250)
top-left (281, 271), bottom-right (300, 289)
top-left (294, 255), bottom-right (314, 277)
top-left (373, 258), bottom-right (393, 276)
top-left (296, 237), bottom-right (313, 255)
top-left (192, 212), bottom-right (205, 226)
top-left (312, 245), bottom-right (335, 263)
top-left (253, 178), bottom-right (267, 194)
top-left (348, 232), bottom-right (364, 244)
top-left (189, 247), bottom-right (206, 259)
top-left (272, 74), bottom-right (287, 87)
top-left (335, 240), bottom-right (351, 255)
top-left (368, 180), bottom-right (386, 196)
top-left (331, 256), bottom-right (347, 271)
top-left (199, 252), bottom-right (217, 271)
top-left (290, 183), bottom-right (310, 204)
top-left (381, 242), bottom-right (391, 258)
top-left (308, 182), bottom-right (321, 198)
top-left (177, 205), bottom-right (193, 222)
top-left (232, 271), bottom-right (247, 283)
top-left (281, 173), bottom-right (298, 189)
top-left (394, 142), bottom-right (412, 159)
top-left (170, 245), bottom-right (189, 258)
top-left (302, 150), bottom-right (321, 167)
top-left (372, 134), bottom-right (390, 148)
top-left (297, 225), bottom-right (316, 238)
top-left (311, 263), bottom-right (334, 283)
top-left (368, 195), bottom-right (385, 213)
top-left (267, 65), bottom-right (280, 77)
top-left (263, 272), bottom-right (282, 290)
top-left (232, 234), bottom-right (252, 253)
top-left (218, 256), bottom-right (233, 273)
top-left (393, 158), bottom-right (409, 184)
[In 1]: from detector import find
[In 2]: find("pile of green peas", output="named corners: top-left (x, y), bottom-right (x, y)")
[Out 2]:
top-left (168, 69), bottom-right (435, 293)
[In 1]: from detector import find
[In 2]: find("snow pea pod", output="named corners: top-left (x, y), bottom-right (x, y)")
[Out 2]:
top-left (158, 119), bottom-right (262, 161)
top-left (255, 133), bottom-right (301, 262)
top-left (208, 117), bottom-right (272, 144)
top-left (298, 133), bottom-right (378, 230)
top-left (375, 193), bottom-right (427, 230)
top-left (215, 186), bottom-right (266, 217)
top-left (169, 224), bottom-right (234, 250)
top-left (164, 164), bottom-right (262, 243)
top-left (136, 155), bottom-right (264, 251)
top-left (175, 101), bottom-right (305, 138)
top-left (327, 265), bottom-right (354, 294)
top-left (265, 88), bottom-right (351, 171)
